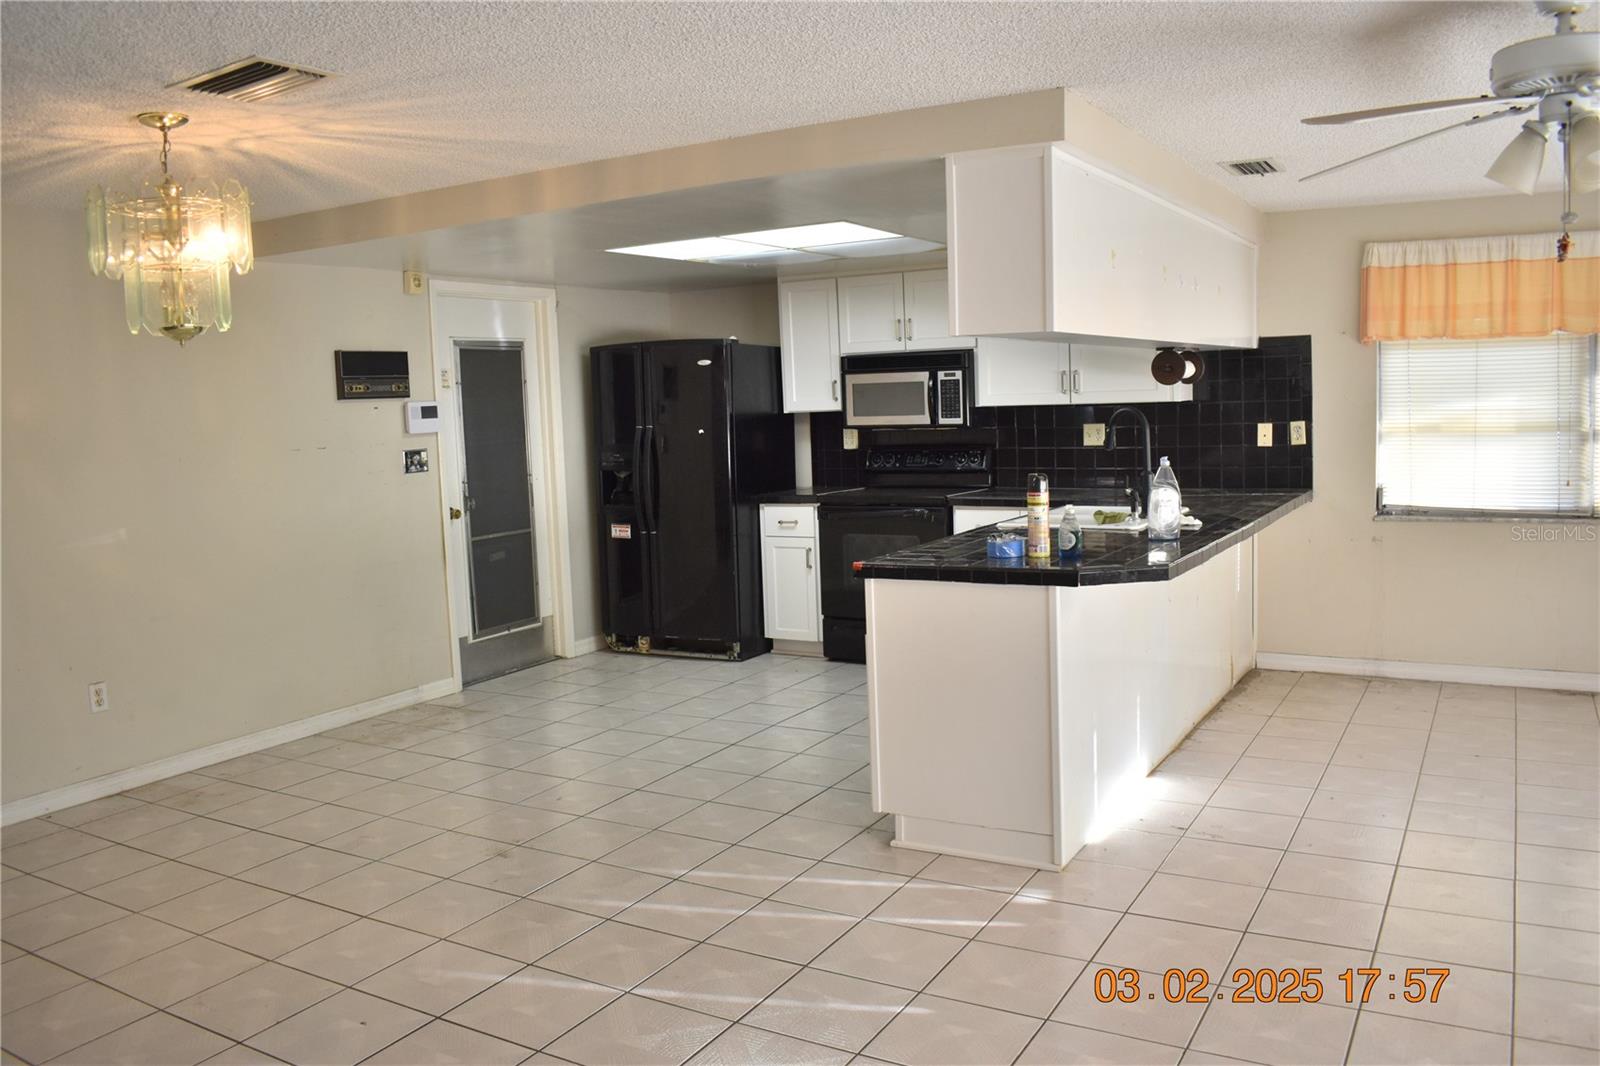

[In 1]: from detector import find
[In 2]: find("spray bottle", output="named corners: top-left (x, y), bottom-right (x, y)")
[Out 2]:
top-left (1025, 472), bottom-right (1051, 560)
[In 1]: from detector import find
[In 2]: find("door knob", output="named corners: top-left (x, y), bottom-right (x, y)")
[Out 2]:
top-left (449, 507), bottom-right (463, 520)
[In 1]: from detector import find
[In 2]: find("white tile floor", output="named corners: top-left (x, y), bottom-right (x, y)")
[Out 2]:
top-left (2, 654), bottom-right (1597, 1065)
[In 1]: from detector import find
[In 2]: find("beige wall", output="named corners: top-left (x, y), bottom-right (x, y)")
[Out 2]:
top-left (0, 212), bottom-right (780, 806)
top-left (1255, 192), bottom-right (1600, 677)
top-left (669, 284), bottom-right (780, 347)
top-left (2, 208), bottom-right (454, 804)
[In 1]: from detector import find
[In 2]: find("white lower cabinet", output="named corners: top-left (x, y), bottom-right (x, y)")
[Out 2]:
top-left (760, 505), bottom-right (821, 643)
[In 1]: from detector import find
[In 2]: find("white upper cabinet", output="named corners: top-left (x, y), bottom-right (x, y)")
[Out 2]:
top-left (778, 278), bottom-right (842, 412)
top-left (974, 337), bottom-right (1071, 407)
top-left (947, 144), bottom-right (1258, 349)
top-left (1067, 343), bottom-right (1189, 405)
top-left (974, 338), bottom-right (1190, 408)
top-left (838, 270), bottom-right (972, 354)
top-left (903, 269), bottom-right (973, 351)
top-left (837, 273), bottom-right (906, 354)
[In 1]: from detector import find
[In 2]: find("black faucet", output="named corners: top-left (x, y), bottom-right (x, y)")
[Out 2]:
top-left (1103, 407), bottom-right (1154, 518)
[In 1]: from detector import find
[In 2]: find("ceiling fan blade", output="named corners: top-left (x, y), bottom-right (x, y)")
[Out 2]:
top-left (1303, 95), bottom-right (1540, 125)
top-left (1299, 105), bottom-right (1535, 182)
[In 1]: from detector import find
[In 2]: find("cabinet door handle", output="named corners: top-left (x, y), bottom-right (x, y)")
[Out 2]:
top-left (906, 317), bottom-right (913, 340)
top-left (1060, 370), bottom-right (1070, 394)
top-left (1072, 369), bottom-right (1082, 394)
top-left (805, 547), bottom-right (813, 569)
top-left (895, 318), bottom-right (902, 341)
top-left (778, 519), bottom-right (798, 527)
top-left (831, 379), bottom-right (839, 402)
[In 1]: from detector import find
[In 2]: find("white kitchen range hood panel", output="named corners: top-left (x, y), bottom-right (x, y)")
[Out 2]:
top-left (946, 143), bottom-right (1259, 350)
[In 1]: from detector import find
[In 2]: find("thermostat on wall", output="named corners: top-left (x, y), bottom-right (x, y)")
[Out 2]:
top-left (406, 401), bottom-right (441, 434)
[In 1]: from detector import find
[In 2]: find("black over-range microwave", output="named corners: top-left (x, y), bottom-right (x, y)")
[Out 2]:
top-left (840, 349), bottom-right (971, 429)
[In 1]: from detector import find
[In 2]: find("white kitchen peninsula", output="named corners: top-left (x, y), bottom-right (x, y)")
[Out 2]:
top-left (858, 491), bottom-right (1308, 869)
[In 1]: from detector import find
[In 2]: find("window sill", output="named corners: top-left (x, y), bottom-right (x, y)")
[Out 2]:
top-left (1374, 511), bottom-right (1599, 525)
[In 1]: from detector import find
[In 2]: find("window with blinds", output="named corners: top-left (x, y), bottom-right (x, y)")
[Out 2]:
top-left (1377, 334), bottom-right (1598, 518)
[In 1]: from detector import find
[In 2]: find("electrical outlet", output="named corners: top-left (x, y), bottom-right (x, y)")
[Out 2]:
top-left (1257, 422), bottom-right (1274, 447)
top-left (88, 681), bottom-right (109, 714)
top-left (1289, 420), bottom-right (1308, 446)
top-left (842, 428), bottom-right (859, 451)
top-left (403, 270), bottom-right (425, 295)
top-left (1083, 423), bottom-right (1106, 446)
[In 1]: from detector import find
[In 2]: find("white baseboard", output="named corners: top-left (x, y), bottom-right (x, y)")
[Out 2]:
top-left (570, 635), bottom-right (607, 656)
top-left (2, 677), bottom-right (459, 827)
top-left (771, 639), bottom-right (826, 658)
top-left (1256, 652), bottom-right (1600, 694)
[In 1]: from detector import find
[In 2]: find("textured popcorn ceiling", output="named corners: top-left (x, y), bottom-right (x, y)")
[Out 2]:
top-left (0, 0), bottom-right (1561, 224)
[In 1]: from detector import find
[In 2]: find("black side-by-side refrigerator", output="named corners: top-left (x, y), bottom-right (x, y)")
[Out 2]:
top-left (593, 339), bottom-right (794, 660)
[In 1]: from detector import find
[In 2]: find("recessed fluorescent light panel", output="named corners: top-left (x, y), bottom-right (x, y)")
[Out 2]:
top-left (705, 249), bottom-right (834, 265)
top-left (808, 236), bottom-right (944, 259)
top-left (606, 237), bottom-right (775, 261)
top-left (721, 222), bottom-right (898, 248)
top-left (606, 220), bottom-right (941, 266)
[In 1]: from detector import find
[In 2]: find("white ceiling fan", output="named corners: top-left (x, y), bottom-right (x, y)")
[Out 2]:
top-left (1302, 1), bottom-right (1598, 244)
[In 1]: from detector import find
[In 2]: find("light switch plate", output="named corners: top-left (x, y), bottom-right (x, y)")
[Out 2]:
top-left (1257, 422), bottom-right (1274, 446)
top-left (1289, 420), bottom-right (1307, 446)
top-left (842, 428), bottom-right (859, 451)
top-left (1083, 423), bottom-right (1106, 446)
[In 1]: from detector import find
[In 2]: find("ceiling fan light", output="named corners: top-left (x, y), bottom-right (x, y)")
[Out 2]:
top-left (1568, 112), bottom-right (1600, 193)
top-left (1486, 122), bottom-right (1550, 194)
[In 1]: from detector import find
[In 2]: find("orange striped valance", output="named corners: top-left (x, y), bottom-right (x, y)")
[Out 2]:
top-left (1360, 231), bottom-right (1599, 343)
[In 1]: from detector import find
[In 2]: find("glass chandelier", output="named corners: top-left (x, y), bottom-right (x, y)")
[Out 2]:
top-left (86, 112), bottom-right (253, 345)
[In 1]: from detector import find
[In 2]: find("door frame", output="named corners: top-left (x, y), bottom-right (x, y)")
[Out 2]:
top-left (428, 279), bottom-right (576, 688)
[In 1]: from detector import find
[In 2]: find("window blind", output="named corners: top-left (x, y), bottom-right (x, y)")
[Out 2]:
top-left (1377, 334), bottom-right (1598, 517)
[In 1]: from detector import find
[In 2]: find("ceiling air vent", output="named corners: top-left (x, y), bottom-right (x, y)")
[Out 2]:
top-left (1219, 158), bottom-right (1282, 177)
top-left (172, 57), bottom-right (329, 102)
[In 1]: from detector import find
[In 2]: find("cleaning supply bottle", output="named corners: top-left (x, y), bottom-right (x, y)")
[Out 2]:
top-left (1057, 504), bottom-right (1083, 560)
top-left (1148, 457), bottom-right (1183, 541)
top-left (1025, 472), bottom-right (1051, 559)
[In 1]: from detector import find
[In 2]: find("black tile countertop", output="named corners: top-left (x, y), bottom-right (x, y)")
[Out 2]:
top-left (857, 490), bottom-right (1312, 587)
top-left (755, 487), bottom-right (848, 504)
top-left (949, 487), bottom-right (1129, 508)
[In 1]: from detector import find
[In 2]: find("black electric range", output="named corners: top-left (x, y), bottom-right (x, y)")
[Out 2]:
top-left (817, 444), bottom-right (991, 662)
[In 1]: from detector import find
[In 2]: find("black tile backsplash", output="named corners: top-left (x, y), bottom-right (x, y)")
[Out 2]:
top-left (811, 335), bottom-right (1313, 494)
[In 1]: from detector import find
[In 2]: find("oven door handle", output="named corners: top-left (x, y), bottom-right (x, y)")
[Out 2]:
top-left (824, 507), bottom-right (940, 522)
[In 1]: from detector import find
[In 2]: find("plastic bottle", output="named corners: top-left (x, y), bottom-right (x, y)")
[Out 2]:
top-left (1025, 472), bottom-right (1051, 559)
top-left (1148, 456), bottom-right (1183, 541)
top-left (1057, 504), bottom-right (1083, 560)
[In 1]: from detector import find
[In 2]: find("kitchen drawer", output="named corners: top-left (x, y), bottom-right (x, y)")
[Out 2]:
top-left (760, 504), bottom-right (817, 539)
